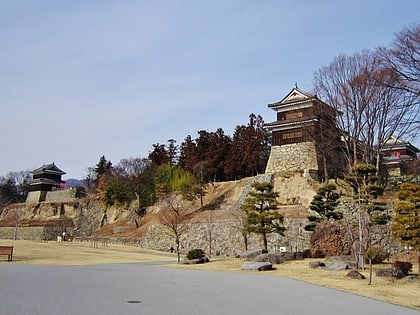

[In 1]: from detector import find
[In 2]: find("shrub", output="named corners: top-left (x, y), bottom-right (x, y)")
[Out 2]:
top-left (393, 261), bottom-right (412, 276)
top-left (186, 248), bottom-right (205, 260)
top-left (365, 246), bottom-right (389, 264)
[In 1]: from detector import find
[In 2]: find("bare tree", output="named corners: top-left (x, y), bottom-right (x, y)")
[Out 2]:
top-left (115, 157), bottom-right (155, 227)
top-left (230, 207), bottom-right (249, 251)
top-left (376, 24), bottom-right (420, 97)
top-left (314, 51), bottom-right (376, 170)
top-left (205, 210), bottom-right (213, 259)
top-left (0, 170), bottom-right (31, 209)
top-left (313, 42), bottom-right (419, 174)
top-left (160, 193), bottom-right (188, 263)
top-left (364, 67), bottom-right (417, 173)
top-left (13, 207), bottom-right (23, 240)
top-left (374, 24), bottom-right (420, 146)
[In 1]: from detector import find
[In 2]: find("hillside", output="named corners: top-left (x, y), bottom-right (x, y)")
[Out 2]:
top-left (0, 173), bottom-right (317, 255)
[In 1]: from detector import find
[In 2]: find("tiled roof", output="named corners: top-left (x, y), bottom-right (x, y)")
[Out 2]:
top-left (32, 163), bottom-right (66, 176)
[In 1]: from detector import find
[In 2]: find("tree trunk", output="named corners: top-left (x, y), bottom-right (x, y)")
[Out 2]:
top-left (243, 232), bottom-right (248, 251)
top-left (13, 222), bottom-right (18, 241)
top-left (368, 258), bottom-right (373, 285)
top-left (176, 239), bottom-right (180, 263)
top-left (262, 233), bottom-right (268, 252)
top-left (323, 156), bottom-right (329, 181)
top-left (418, 251), bottom-right (420, 276)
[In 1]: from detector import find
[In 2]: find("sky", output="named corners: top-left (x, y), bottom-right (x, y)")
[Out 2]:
top-left (0, 0), bottom-right (419, 179)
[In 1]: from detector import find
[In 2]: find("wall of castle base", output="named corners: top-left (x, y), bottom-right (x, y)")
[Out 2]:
top-left (26, 189), bottom-right (78, 203)
top-left (137, 218), bottom-right (310, 257)
top-left (265, 142), bottom-right (319, 178)
top-left (0, 227), bottom-right (44, 241)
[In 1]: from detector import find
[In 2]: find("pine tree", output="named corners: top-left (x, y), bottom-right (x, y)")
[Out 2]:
top-left (345, 164), bottom-right (389, 276)
top-left (241, 181), bottom-right (285, 251)
top-left (304, 183), bottom-right (341, 231)
top-left (392, 183), bottom-right (420, 274)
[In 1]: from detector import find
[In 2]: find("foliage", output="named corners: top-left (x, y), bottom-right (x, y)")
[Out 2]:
top-left (393, 261), bottom-right (413, 276)
top-left (148, 142), bottom-right (172, 166)
top-left (0, 171), bottom-right (31, 209)
top-left (186, 248), bottom-right (205, 260)
top-left (115, 157), bottom-right (156, 208)
top-left (241, 181), bottom-right (285, 251)
top-left (179, 114), bottom-right (270, 182)
top-left (345, 164), bottom-right (378, 194)
top-left (94, 155), bottom-right (112, 182)
top-left (224, 114), bottom-right (270, 180)
top-left (304, 183), bottom-right (341, 231)
top-left (94, 156), bottom-right (113, 204)
top-left (392, 183), bottom-right (420, 251)
top-left (344, 164), bottom-right (389, 273)
top-left (153, 164), bottom-right (202, 199)
top-left (104, 176), bottom-right (134, 206)
top-left (365, 246), bottom-right (389, 264)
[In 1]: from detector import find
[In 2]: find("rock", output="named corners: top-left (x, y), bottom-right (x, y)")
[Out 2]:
top-left (327, 256), bottom-right (352, 262)
top-left (183, 257), bottom-right (210, 264)
top-left (346, 270), bottom-right (365, 279)
top-left (241, 262), bottom-right (273, 271)
top-left (309, 261), bottom-right (326, 268)
top-left (253, 253), bottom-right (284, 264)
top-left (324, 261), bottom-right (349, 271)
top-left (309, 221), bottom-right (352, 258)
top-left (376, 268), bottom-right (404, 279)
top-left (375, 268), bottom-right (394, 278)
top-left (239, 249), bottom-right (267, 261)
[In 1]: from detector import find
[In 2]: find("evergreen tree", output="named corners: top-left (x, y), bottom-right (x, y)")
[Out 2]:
top-left (392, 183), bottom-right (420, 274)
top-left (304, 183), bottom-right (342, 231)
top-left (241, 181), bottom-right (285, 251)
top-left (345, 164), bottom-right (388, 273)
top-left (225, 114), bottom-right (270, 179)
top-left (148, 143), bottom-right (170, 166)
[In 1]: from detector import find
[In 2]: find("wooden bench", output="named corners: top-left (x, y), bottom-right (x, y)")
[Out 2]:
top-left (0, 246), bottom-right (13, 261)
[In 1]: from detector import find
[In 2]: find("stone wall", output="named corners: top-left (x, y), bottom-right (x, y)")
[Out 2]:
top-left (137, 218), bottom-right (311, 257)
top-left (26, 188), bottom-right (79, 204)
top-left (0, 227), bottom-right (44, 241)
top-left (45, 189), bottom-right (79, 203)
top-left (265, 142), bottom-right (318, 178)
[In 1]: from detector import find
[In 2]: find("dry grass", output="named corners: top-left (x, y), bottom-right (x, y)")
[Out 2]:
top-left (0, 239), bottom-right (174, 265)
top-left (174, 257), bottom-right (420, 310)
top-left (1, 239), bottom-right (419, 310)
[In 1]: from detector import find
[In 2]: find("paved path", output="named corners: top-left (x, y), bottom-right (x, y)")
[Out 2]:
top-left (0, 263), bottom-right (418, 315)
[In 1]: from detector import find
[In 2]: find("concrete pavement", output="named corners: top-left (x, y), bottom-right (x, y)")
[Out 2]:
top-left (0, 263), bottom-right (418, 315)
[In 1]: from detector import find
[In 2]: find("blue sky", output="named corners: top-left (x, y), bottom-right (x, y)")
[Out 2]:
top-left (0, 1), bottom-right (418, 179)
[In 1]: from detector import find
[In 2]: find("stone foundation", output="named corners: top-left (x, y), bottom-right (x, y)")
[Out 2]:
top-left (265, 142), bottom-right (318, 179)
top-left (26, 188), bottom-right (80, 203)
top-left (137, 218), bottom-right (310, 257)
top-left (0, 227), bottom-right (44, 241)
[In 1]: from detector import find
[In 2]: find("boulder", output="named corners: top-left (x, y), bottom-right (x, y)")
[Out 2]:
top-left (309, 221), bottom-right (352, 258)
top-left (253, 253), bottom-right (284, 264)
top-left (309, 261), bottom-right (326, 268)
top-left (239, 249), bottom-right (267, 261)
top-left (376, 268), bottom-right (404, 279)
top-left (183, 257), bottom-right (210, 265)
top-left (346, 270), bottom-right (365, 279)
top-left (241, 262), bottom-right (273, 271)
top-left (323, 261), bottom-right (349, 271)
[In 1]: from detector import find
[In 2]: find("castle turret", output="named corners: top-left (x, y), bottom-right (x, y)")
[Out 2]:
top-left (26, 163), bottom-right (66, 203)
top-left (265, 87), bottom-right (344, 179)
